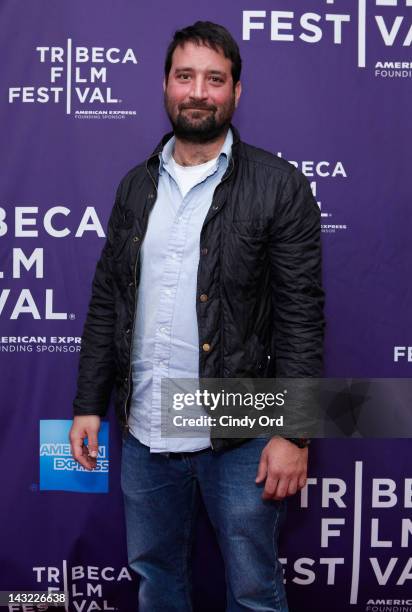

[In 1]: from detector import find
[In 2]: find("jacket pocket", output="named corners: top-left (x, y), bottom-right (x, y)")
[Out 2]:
top-left (245, 333), bottom-right (271, 377)
top-left (230, 219), bottom-right (269, 238)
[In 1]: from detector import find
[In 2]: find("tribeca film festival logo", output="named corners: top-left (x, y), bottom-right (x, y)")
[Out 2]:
top-left (243, 0), bottom-right (412, 78)
top-left (0, 205), bottom-right (106, 321)
top-left (280, 462), bottom-right (412, 609)
top-left (8, 41), bottom-right (138, 118)
top-left (277, 154), bottom-right (348, 232)
top-left (39, 420), bottom-right (109, 493)
top-left (26, 561), bottom-right (133, 612)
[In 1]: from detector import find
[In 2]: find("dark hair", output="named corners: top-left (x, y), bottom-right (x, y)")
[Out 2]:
top-left (164, 21), bottom-right (242, 85)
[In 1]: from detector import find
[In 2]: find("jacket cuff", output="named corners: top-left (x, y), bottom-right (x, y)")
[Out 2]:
top-left (285, 437), bottom-right (311, 448)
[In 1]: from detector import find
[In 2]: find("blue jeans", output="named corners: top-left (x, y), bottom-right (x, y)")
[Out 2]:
top-left (121, 433), bottom-right (288, 612)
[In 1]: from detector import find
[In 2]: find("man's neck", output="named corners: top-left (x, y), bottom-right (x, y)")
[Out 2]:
top-left (172, 129), bottom-right (229, 167)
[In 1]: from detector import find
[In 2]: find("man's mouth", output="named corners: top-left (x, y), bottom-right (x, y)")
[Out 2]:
top-left (180, 106), bottom-right (214, 112)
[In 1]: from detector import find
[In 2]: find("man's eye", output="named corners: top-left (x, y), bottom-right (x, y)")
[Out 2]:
top-left (210, 76), bottom-right (224, 83)
top-left (178, 74), bottom-right (191, 80)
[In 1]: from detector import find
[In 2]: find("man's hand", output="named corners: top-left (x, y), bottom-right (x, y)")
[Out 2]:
top-left (255, 437), bottom-right (308, 500)
top-left (69, 415), bottom-right (101, 471)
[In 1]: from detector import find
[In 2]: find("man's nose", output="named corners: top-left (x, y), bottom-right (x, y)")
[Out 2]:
top-left (189, 76), bottom-right (208, 100)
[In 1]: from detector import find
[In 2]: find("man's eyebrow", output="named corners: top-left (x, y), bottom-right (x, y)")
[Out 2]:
top-left (174, 67), bottom-right (227, 76)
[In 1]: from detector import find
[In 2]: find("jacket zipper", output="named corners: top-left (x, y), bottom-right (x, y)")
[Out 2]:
top-left (123, 159), bottom-right (158, 429)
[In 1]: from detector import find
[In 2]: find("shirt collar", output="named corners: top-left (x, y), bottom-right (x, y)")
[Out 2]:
top-left (159, 127), bottom-right (233, 175)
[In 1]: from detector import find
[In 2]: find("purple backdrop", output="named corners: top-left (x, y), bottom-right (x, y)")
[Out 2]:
top-left (1, 1), bottom-right (411, 610)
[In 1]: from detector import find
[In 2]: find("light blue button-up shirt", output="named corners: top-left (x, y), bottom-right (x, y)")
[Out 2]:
top-left (128, 129), bottom-right (233, 452)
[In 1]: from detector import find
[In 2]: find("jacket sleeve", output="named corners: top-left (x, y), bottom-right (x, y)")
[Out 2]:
top-left (72, 182), bottom-right (123, 417)
top-left (269, 167), bottom-right (325, 378)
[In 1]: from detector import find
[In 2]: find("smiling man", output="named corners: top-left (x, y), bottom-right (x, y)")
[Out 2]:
top-left (70, 21), bottom-right (324, 612)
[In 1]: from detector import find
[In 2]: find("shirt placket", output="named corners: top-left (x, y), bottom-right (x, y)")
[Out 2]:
top-left (149, 174), bottom-right (196, 452)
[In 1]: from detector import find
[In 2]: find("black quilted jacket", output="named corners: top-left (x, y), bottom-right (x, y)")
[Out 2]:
top-left (73, 125), bottom-right (325, 451)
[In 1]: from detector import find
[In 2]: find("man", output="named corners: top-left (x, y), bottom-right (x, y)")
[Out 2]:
top-left (70, 21), bottom-right (324, 612)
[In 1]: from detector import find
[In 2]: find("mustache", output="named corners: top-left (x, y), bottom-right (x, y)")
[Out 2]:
top-left (178, 103), bottom-right (217, 112)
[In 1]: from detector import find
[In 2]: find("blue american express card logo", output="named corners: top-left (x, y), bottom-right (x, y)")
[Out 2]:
top-left (40, 419), bottom-right (109, 493)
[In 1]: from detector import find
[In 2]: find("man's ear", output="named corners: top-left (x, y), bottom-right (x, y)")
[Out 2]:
top-left (163, 77), bottom-right (166, 92)
top-left (234, 80), bottom-right (242, 108)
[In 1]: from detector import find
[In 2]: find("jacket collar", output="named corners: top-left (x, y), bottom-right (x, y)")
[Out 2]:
top-left (147, 123), bottom-right (241, 166)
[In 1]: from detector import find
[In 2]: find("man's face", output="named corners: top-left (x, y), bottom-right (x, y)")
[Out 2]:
top-left (164, 41), bottom-right (241, 143)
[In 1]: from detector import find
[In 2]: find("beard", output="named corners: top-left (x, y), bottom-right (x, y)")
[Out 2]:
top-left (164, 92), bottom-right (235, 144)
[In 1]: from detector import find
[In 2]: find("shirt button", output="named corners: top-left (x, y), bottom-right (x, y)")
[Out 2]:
top-left (200, 294), bottom-right (208, 303)
top-left (148, 192), bottom-right (155, 200)
top-left (124, 377), bottom-right (129, 383)
top-left (132, 236), bottom-right (140, 243)
top-left (212, 204), bottom-right (219, 211)
top-left (202, 343), bottom-right (211, 352)
top-left (201, 248), bottom-right (208, 256)
top-left (128, 281), bottom-right (134, 287)
top-left (125, 328), bottom-right (131, 335)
